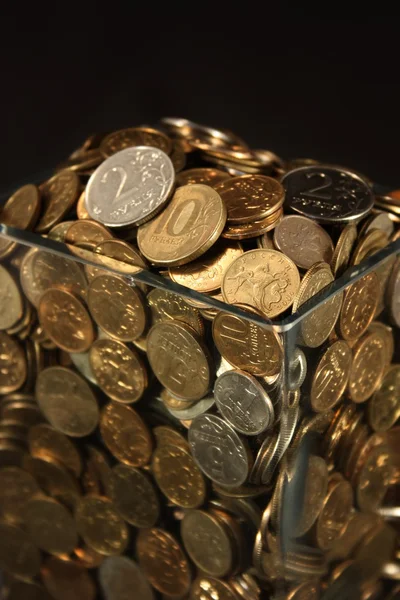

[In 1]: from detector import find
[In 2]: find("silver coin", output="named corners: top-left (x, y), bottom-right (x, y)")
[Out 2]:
top-left (261, 403), bottom-right (299, 484)
top-left (214, 370), bottom-right (274, 436)
top-left (85, 146), bottom-right (175, 227)
top-left (165, 395), bottom-right (215, 420)
top-left (282, 166), bottom-right (374, 224)
top-left (99, 556), bottom-right (155, 600)
top-left (189, 414), bottom-right (251, 487)
top-left (288, 347), bottom-right (307, 391)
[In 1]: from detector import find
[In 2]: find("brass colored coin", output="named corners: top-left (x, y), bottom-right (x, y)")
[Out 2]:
top-left (221, 209), bottom-right (283, 240)
top-left (274, 215), bottom-right (334, 270)
top-left (42, 556), bottom-right (96, 600)
top-left (368, 321), bottom-right (394, 368)
top-left (38, 288), bottom-right (94, 353)
top-left (222, 249), bottom-right (300, 318)
top-left (147, 321), bottom-right (212, 401)
top-left (25, 496), bottom-right (78, 555)
top-left (176, 167), bottom-right (231, 187)
top-left (36, 367), bottom-right (99, 437)
top-left (161, 390), bottom-right (196, 410)
top-left (0, 332), bottom-right (27, 393)
top-left (0, 184), bottom-right (41, 258)
top-left (23, 454), bottom-right (80, 509)
top-left (89, 338), bottom-right (147, 404)
top-left (152, 444), bottom-right (206, 508)
top-left (99, 556), bottom-right (155, 600)
top-left (28, 424), bottom-right (82, 477)
top-left (109, 464), bottom-right (159, 527)
top-left (190, 576), bottom-right (239, 600)
top-left (65, 219), bottom-right (113, 250)
top-left (0, 265), bottom-right (23, 330)
top-left (295, 455), bottom-right (329, 536)
top-left (339, 272), bottom-right (379, 341)
top-left (85, 446), bottom-right (113, 498)
top-left (316, 476), bottom-right (353, 551)
top-left (350, 228), bottom-right (389, 266)
top-left (355, 522), bottom-right (396, 580)
top-left (386, 257), bottom-right (400, 327)
top-left (76, 495), bottom-right (129, 556)
top-left (153, 424), bottom-right (191, 452)
top-left (0, 522), bottom-right (41, 578)
top-left (86, 239), bottom-right (148, 284)
top-left (100, 126), bottom-right (172, 157)
top-left (138, 184), bottom-right (227, 266)
top-left (137, 528), bottom-right (192, 597)
top-left (147, 288), bottom-right (204, 336)
top-left (212, 310), bottom-right (282, 377)
top-left (355, 444), bottom-right (392, 513)
top-left (76, 190), bottom-right (90, 219)
top-left (100, 403), bottom-right (152, 467)
top-left (326, 511), bottom-right (380, 563)
top-left (215, 174), bottom-right (284, 223)
top-left (348, 332), bottom-right (386, 403)
top-left (87, 274), bottom-right (146, 342)
top-left (47, 220), bottom-right (76, 241)
top-left (169, 241), bottom-right (243, 293)
top-left (285, 581), bottom-right (321, 600)
top-left (36, 170), bottom-right (80, 233)
top-left (311, 340), bottom-right (352, 412)
top-left (0, 466), bottom-right (39, 525)
top-left (368, 365), bottom-right (400, 432)
top-left (331, 223), bottom-right (358, 276)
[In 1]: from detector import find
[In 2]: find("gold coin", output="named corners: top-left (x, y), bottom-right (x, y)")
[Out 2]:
top-left (331, 223), bottom-right (358, 276)
top-left (42, 556), bottom-right (96, 600)
top-left (274, 215), bottom-right (334, 270)
top-left (355, 444), bottom-right (392, 513)
top-left (295, 455), bottom-right (328, 536)
top-left (153, 424), bottom-right (191, 452)
top-left (137, 184), bottom-right (227, 266)
top-left (176, 167), bottom-right (231, 187)
top-left (368, 321), bottom-right (394, 368)
top-left (152, 444), bottom-right (206, 508)
top-left (338, 272), bottom-right (379, 341)
top-left (25, 496), bottom-right (78, 555)
top-left (212, 309), bottom-right (282, 377)
top-left (0, 466), bottom-right (39, 525)
top-left (0, 522), bottom-right (41, 579)
top-left (350, 228), bottom-right (389, 266)
top-left (147, 321), bottom-right (212, 401)
top-left (315, 476), bottom-right (353, 551)
top-left (147, 288), bottom-right (204, 336)
top-left (221, 209), bottom-right (283, 240)
top-left (65, 219), bottom-right (113, 250)
top-left (28, 423), bottom-right (82, 477)
top-left (23, 454), bottom-right (80, 509)
top-left (36, 170), bottom-right (80, 233)
top-left (0, 184), bottom-right (41, 258)
top-left (76, 495), bottom-right (129, 556)
top-left (292, 263), bottom-right (342, 348)
top-left (76, 190), bottom-right (90, 219)
top-left (190, 576), bottom-right (239, 600)
top-left (368, 365), bottom-right (400, 432)
top-left (222, 249), bottom-right (300, 318)
top-left (86, 239), bottom-right (148, 285)
top-left (169, 241), bottom-right (243, 293)
top-left (109, 464), bottom-right (159, 527)
top-left (38, 288), bottom-right (94, 353)
top-left (310, 340), bottom-right (352, 412)
top-left (0, 265), bottom-right (23, 331)
top-left (348, 331), bottom-right (386, 403)
top-left (87, 274), bottom-right (146, 342)
top-left (36, 367), bottom-right (99, 437)
top-left (136, 528), bottom-right (192, 597)
top-left (100, 403), bottom-right (153, 467)
top-left (89, 338), bottom-right (147, 404)
top-left (0, 332), bottom-right (27, 394)
top-left (100, 127), bottom-right (172, 157)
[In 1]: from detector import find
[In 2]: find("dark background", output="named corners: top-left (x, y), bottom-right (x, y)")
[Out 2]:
top-left (1, 12), bottom-right (399, 194)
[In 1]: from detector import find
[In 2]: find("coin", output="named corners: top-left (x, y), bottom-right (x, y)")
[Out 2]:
top-left (153, 424), bottom-right (191, 452)
top-left (0, 522), bottom-right (41, 578)
top-left (42, 556), bottom-right (96, 600)
top-left (86, 239), bottom-right (148, 284)
top-left (100, 403), bottom-right (152, 467)
top-left (76, 495), bottom-right (129, 555)
top-left (36, 367), bottom-right (99, 437)
top-left (23, 453), bottom-right (80, 509)
top-left (222, 249), bottom-right (300, 318)
top-left (136, 528), bottom-right (192, 597)
top-left (348, 332), bottom-right (386, 403)
top-left (25, 496), bottom-right (78, 555)
top-left (189, 414), bottom-right (252, 487)
top-left (147, 321), bottom-right (212, 401)
top-left (138, 184), bottom-right (227, 266)
top-left (190, 576), bottom-right (239, 600)
top-left (368, 365), bottom-right (400, 432)
top-left (86, 146), bottom-right (174, 227)
top-left (350, 228), bottom-right (389, 266)
top-left (0, 332), bottom-right (27, 393)
top-left (109, 464), bottom-right (159, 527)
top-left (221, 209), bottom-right (283, 240)
top-left (386, 257), bottom-right (400, 327)
top-left (36, 170), bottom-right (80, 233)
top-left (65, 219), bottom-right (113, 250)
top-left (89, 338), bottom-right (147, 404)
top-left (147, 288), bottom-right (204, 336)
top-left (28, 423), bottom-right (82, 477)
top-left (0, 466), bottom-right (39, 525)
top-left (87, 274), bottom-right (146, 342)
top-left (176, 167), bottom-right (231, 187)
top-left (282, 165), bottom-right (374, 223)
top-left (316, 476), bottom-right (353, 551)
top-left (285, 581), bottom-right (321, 600)
top-left (331, 223), bottom-right (358, 276)
top-left (355, 444), bottom-right (392, 513)
top-left (310, 340), bottom-right (352, 412)
top-left (4, 579), bottom-right (53, 600)
top-left (100, 127), bottom-right (172, 157)
top-left (339, 272), bottom-right (379, 341)
top-left (368, 321), bottom-right (394, 368)
top-left (99, 556), bottom-right (155, 600)
top-left (0, 266), bottom-right (23, 331)
top-left (0, 184), bottom-right (41, 258)
top-left (274, 215), bottom-right (334, 270)
top-left (152, 444), bottom-right (206, 508)
top-left (295, 455), bottom-right (329, 536)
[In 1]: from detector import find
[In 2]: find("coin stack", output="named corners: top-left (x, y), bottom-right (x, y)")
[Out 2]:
top-left (0, 119), bottom-right (399, 600)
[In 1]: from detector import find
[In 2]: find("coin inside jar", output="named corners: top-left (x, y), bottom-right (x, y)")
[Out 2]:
top-left (28, 423), bottom-right (82, 477)
top-left (368, 365), bottom-right (400, 432)
top-left (0, 265), bottom-right (24, 330)
top-left (0, 184), bottom-right (41, 258)
top-left (0, 522), bottom-right (41, 579)
top-left (348, 332), bottom-right (386, 403)
top-left (274, 215), bottom-right (334, 270)
top-left (99, 556), bottom-right (155, 600)
top-left (310, 341), bottom-right (352, 412)
top-left (0, 332), bottom-right (27, 394)
top-left (147, 288), bottom-right (204, 336)
top-left (25, 496), bottom-right (78, 555)
top-left (76, 495), bottom-right (129, 556)
top-left (109, 464), bottom-right (159, 528)
top-left (339, 272), bottom-right (379, 341)
top-left (36, 170), bottom-right (80, 233)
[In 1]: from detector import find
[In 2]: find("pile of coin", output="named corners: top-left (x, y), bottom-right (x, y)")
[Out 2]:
top-left (0, 118), bottom-right (399, 599)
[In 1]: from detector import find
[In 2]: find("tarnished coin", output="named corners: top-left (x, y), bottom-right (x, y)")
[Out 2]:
top-left (355, 444), bottom-right (392, 513)
top-left (348, 332), bottom-right (386, 403)
top-left (42, 556), bottom-right (96, 600)
top-left (28, 423), bottom-right (82, 477)
top-left (316, 476), bottom-right (353, 551)
top-left (214, 370), bottom-right (274, 435)
top-left (0, 184), bottom-right (40, 258)
top-left (25, 496), bottom-right (78, 555)
top-left (36, 170), bottom-right (80, 233)
top-left (282, 165), bottom-right (374, 223)
top-left (109, 464), bottom-right (159, 527)
top-left (147, 288), bottom-right (204, 336)
top-left (0, 332), bottom-right (27, 394)
top-left (147, 321), bottom-right (212, 401)
top-left (87, 274), bottom-right (146, 342)
top-left (331, 223), bottom-right (358, 276)
top-left (0, 466), bottom-right (39, 525)
top-left (368, 365), bottom-right (400, 432)
top-left (386, 257), bottom-right (400, 327)
top-left (190, 576), bottom-right (239, 600)
top-left (189, 414), bottom-right (252, 486)
top-left (38, 288), bottom-right (94, 353)
top-left (136, 528), bottom-right (192, 597)
top-left (295, 455), bottom-right (329, 536)
top-left (222, 249), bottom-right (300, 318)
top-left (176, 167), bottom-right (231, 187)
top-left (274, 215), bottom-right (334, 270)
top-left (100, 127), bottom-right (172, 157)
top-left (339, 272), bottom-right (379, 341)
top-left (0, 522), bottom-right (41, 578)
top-left (100, 403), bottom-right (152, 467)
top-left (86, 146), bottom-right (174, 227)
top-left (99, 556), bottom-right (155, 600)
top-left (36, 367), bottom-right (99, 437)
top-left (76, 495), bottom-right (129, 556)
top-left (138, 183), bottom-right (227, 266)
top-left (310, 341), bottom-right (352, 412)
top-left (152, 444), bottom-right (206, 508)
top-left (23, 454), bottom-right (81, 509)
top-left (89, 338), bottom-right (147, 404)
top-left (0, 266), bottom-right (23, 331)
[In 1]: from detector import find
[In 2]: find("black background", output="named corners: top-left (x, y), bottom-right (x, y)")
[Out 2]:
top-left (1, 11), bottom-right (399, 194)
